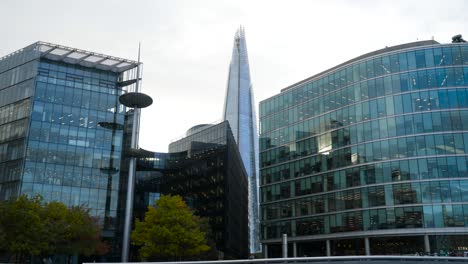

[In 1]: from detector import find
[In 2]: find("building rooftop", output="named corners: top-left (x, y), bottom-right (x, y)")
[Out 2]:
top-left (0, 41), bottom-right (140, 73)
top-left (280, 40), bottom-right (439, 93)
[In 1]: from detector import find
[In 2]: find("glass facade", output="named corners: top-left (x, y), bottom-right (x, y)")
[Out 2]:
top-left (222, 27), bottom-right (260, 253)
top-left (135, 121), bottom-right (249, 259)
top-left (0, 43), bottom-right (38, 200)
top-left (24, 59), bottom-right (125, 229)
top-left (259, 41), bottom-right (468, 256)
top-left (0, 42), bottom-right (140, 261)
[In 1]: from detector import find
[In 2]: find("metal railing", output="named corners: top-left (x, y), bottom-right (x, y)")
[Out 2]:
top-left (87, 255), bottom-right (468, 264)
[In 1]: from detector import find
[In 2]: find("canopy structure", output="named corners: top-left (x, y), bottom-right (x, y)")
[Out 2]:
top-left (119, 92), bottom-right (153, 108)
top-left (34, 41), bottom-right (140, 73)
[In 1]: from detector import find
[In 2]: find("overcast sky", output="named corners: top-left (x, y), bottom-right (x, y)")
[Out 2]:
top-left (1, 0), bottom-right (467, 152)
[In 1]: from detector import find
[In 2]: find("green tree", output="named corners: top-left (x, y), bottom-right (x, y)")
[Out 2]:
top-left (131, 195), bottom-right (210, 261)
top-left (41, 201), bottom-right (69, 256)
top-left (0, 195), bottom-right (46, 263)
top-left (0, 201), bottom-right (7, 249)
top-left (61, 206), bottom-right (109, 257)
top-left (0, 195), bottom-right (108, 263)
top-left (41, 203), bottom-right (109, 261)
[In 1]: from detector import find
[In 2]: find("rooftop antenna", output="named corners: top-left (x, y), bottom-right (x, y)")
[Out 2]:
top-left (138, 42), bottom-right (141, 60)
top-left (136, 42), bottom-right (141, 93)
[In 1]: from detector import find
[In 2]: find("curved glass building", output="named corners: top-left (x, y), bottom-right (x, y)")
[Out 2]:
top-left (259, 40), bottom-right (468, 256)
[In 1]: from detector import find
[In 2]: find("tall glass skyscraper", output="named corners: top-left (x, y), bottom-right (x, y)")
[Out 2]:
top-left (0, 42), bottom-right (140, 260)
top-left (223, 27), bottom-right (260, 253)
top-left (260, 39), bottom-right (468, 256)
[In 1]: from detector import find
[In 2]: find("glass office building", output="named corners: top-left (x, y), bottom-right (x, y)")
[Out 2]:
top-left (223, 27), bottom-right (260, 253)
top-left (259, 40), bottom-right (468, 256)
top-left (134, 121), bottom-right (250, 259)
top-left (0, 42), bottom-right (140, 259)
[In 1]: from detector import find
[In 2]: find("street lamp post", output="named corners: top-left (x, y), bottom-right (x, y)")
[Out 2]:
top-left (119, 64), bottom-right (153, 262)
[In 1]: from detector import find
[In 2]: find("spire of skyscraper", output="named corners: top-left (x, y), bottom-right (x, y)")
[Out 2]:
top-left (222, 26), bottom-right (260, 253)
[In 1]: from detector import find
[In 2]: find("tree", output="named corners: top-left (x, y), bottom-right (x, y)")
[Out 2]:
top-left (42, 203), bottom-right (109, 261)
top-left (41, 201), bottom-right (69, 256)
top-left (0, 195), bottom-right (46, 263)
top-left (60, 206), bottom-right (109, 257)
top-left (131, 195), bottom-right (210, 261)
top-left (0, 201), bottom-right (7, 249)
top-left (0, 195), bottom-right (108, 263)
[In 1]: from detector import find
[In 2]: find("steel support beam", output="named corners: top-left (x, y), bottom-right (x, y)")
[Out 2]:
top-left (365, 237), bottom-right (370, 256)
top-left (282, 234), bottom-right (287, 258)
top-left (424, 235), bottom-right (431, 254)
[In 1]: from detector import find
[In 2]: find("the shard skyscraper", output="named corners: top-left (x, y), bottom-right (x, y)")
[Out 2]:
top-left (222, 27), bottom-right (260, 253)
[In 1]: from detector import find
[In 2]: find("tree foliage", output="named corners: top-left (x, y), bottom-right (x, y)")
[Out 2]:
top-left (62, 206), bottom-right (109, 256)
top-left (43, 202), bottom-right (109, 257)
top-left (0, 195), bottom-right (108, 263)
top-left (131, 195), bottom-right (210, 261)
top-left (0, 195), bottom-right (46, 262)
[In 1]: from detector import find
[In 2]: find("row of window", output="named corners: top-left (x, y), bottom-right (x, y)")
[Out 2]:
top-left (36, 75), bottom-right (122, 97)
top-left (35, 82), bottom-right (125, 113)
top-left (26, 140), bottom-right (121, 170)
top-left (34, 81), bottom-right (125, 113)
top-left (39, 60), bottom-right (119, 83)
top-left (262, 66), bottom-right (468, 131)
top-left (262, 90), bottom-right (468, 151)
top-left (29, 120), bottom-right (123, 150)
top-left (0, 43), bottom-right (36, 74)
top-left (260, 45), bottom-right (468, 117)
top-left (261, 110), bottom-right (467, 167)
top-left (0, 139), bottom-right (25, 164)
top-left (0, 79), bottom-right (34, 108)
top-left (261, 156), bottom-right (468, 202)
top-left (32, 101), bottom-right (124, 129)
top-left (0, 98), bottom-right (31, 126)
top-left (262, 204), bottom-right (468, 239)
top-left (23, 161), bottom-right (120, 190)
top-left (0, 60), bottom-right (37, 91)
top-left (0, 159), bottom-right (22, 184)
top-left (261, 132), bottom-right (468, 183)
top-left (262, 179), bottom-right (468, 221)
top-left (261, 84), bottom-right (468, 136)
top-left (0, 118), bottom-right (28, 145)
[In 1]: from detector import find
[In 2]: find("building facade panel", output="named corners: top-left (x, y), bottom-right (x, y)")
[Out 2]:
top-left (0, 48), bottom-right (38, 200)
top-left (22, 59), bottom-right (126, 230)
top-left (0, 42), bottom-right (140, 261)
top-left (136, 121), bottom-right (249, 259)
top-left (259, 41), bottom-right (468, 256)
